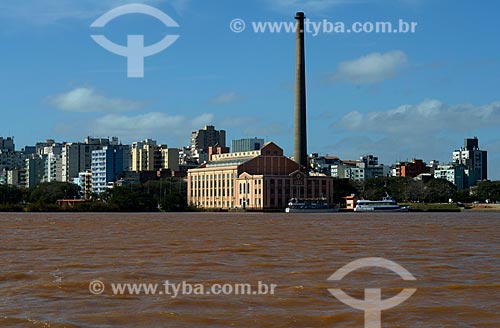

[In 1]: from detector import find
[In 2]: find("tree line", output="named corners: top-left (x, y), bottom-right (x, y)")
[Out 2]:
top-left (1, 177), bottom-right (499, 212)
top-left (331, 177), bottom-right (500, 204)
top-left (0, 179), bottom-right (189, 212)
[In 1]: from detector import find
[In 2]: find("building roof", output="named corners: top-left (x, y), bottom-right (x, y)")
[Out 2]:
top-left (342, 160), bottom-right (359, 166)
top-left (205, 157), bottom-right (253, 168)
top-left (189, 142), bottom-right (301, 176)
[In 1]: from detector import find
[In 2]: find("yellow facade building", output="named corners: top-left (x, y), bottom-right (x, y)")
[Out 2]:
top-left (188, 142), bottom-right (334, 210)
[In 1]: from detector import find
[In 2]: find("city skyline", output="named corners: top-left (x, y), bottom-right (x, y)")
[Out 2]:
top-left (0, 132), bottom-right (488, 172)
top-left (1, 0), bottom-right (499, 179)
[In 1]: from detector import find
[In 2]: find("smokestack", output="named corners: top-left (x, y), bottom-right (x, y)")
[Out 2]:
top-left (294, 12), bottom-right (308, 171)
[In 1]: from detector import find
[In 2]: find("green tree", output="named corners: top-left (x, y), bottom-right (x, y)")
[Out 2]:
top-left (89, 178), bottom-right (188, 212)
top-left (475, 181), bottom-right (500, 202)
top-left (455, 189), bottom-right (478, 203)
top-left (331, 178), bottom-right (358, 204)
top-left (424, 178), bottom-right (457, 203)
top-left (405, 179), bottom-right (425, 202)
top-left (360, 177), bottom-right (418, 202)
top-left (361, 177), bottom-right (388, 201)
top-left (144, 179), bottom-right (188, 211)
top-left (0, 185), bottom-right (24, 204)
top-left (161, 192), bottom-right (188, 212)
top-left (29, 182), bottom-right (81, 204)
top-left (102, 185), bottom-right (158, 212)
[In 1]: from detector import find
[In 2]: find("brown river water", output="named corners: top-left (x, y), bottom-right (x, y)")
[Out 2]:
top-left (0, 212), bottom-right (499, 327)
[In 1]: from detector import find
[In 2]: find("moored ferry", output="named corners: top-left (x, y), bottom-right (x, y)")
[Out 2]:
top-left (285, 198), bottom-right (338, 213)
top-left (354, 194), bottom-right (410, 212)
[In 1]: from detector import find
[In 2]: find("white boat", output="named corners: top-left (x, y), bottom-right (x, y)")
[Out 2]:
top-left (354, 194), bottom-right (410, 212)
top-left (285, 198), bottom-right (338, 213)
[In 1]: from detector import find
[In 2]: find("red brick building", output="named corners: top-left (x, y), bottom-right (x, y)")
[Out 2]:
top-left (187, 142), bottom-right (334, 210)
top-left (396, 159), bottom-right (429, 178)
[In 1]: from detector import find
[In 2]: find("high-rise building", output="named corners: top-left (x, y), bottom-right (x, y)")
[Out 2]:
top-left (35, 141), bottom-right (64, 183)
top-left (131, 139), bottom-right (157, 172)
top-left (0, 137), bottom-right (15, 152)
top-left (0, 170), bottom-right (5, 185)
top-left (190, 125), bottom-right (226, 162)
top-left (452, 137), bottom-right (487, 181)
top-left (36, 139), bottom-right (63, 156)
top-left (91, 146), bottom-right (124, 194)
top-left (395, 159), bottom-right (429, 178)
top-left (131, 139), bottom-right (179, 172)
top-left (7, 169), bottom-right (26, 188)
top-left (61, 137), bottom-right (119, 183)
top-left (157, 148), bottom-right (180, 172)
top-left (323, 155), bottom-right (388, 180)
top-left (43, 153), bottom-right (63, 183)
top-left (309, 154), bottom-right (341, 176)
top-left (232, 138), bottom-right (265, 153)
top-left (75, 171), bottom-right (92, 199)
top-left (0, 137), bottom-right (26, 173)
top-left (0, 151), bottom-right (26, 171)
top-left (120, 144), bottom-right (131, 172)
top-left (434, 164), bottom-right (468, 191)
top-left (25, 156), bottom-right (45, 188)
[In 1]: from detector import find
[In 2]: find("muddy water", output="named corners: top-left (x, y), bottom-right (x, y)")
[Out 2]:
top-left (0, 212), bottom-right (499, 327)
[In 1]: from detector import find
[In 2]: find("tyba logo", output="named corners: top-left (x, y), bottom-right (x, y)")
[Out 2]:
top-left (91, 4), bottom-right (180, 78)
top-left (327, 257), bottom-right (417, 328)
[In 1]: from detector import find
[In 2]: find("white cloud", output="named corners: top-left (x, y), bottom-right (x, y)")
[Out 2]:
top-left (191, 113), bottom-right (215, 128)
top-left (49, 87), bottom-right (143, 113)
top-left (331, 51), bottom-right (408, 84)
top-left (91, 112), bottom-right (213, 143)
top-left (209, 91), bottom-right (241, 105)
top-left (327, 99), bottom-right (500, 177)
top-left (335, 99), bottom-right (500, 135)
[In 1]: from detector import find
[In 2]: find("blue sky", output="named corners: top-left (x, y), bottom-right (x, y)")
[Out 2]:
top-left (1, 0), bottom-right (499, 179)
